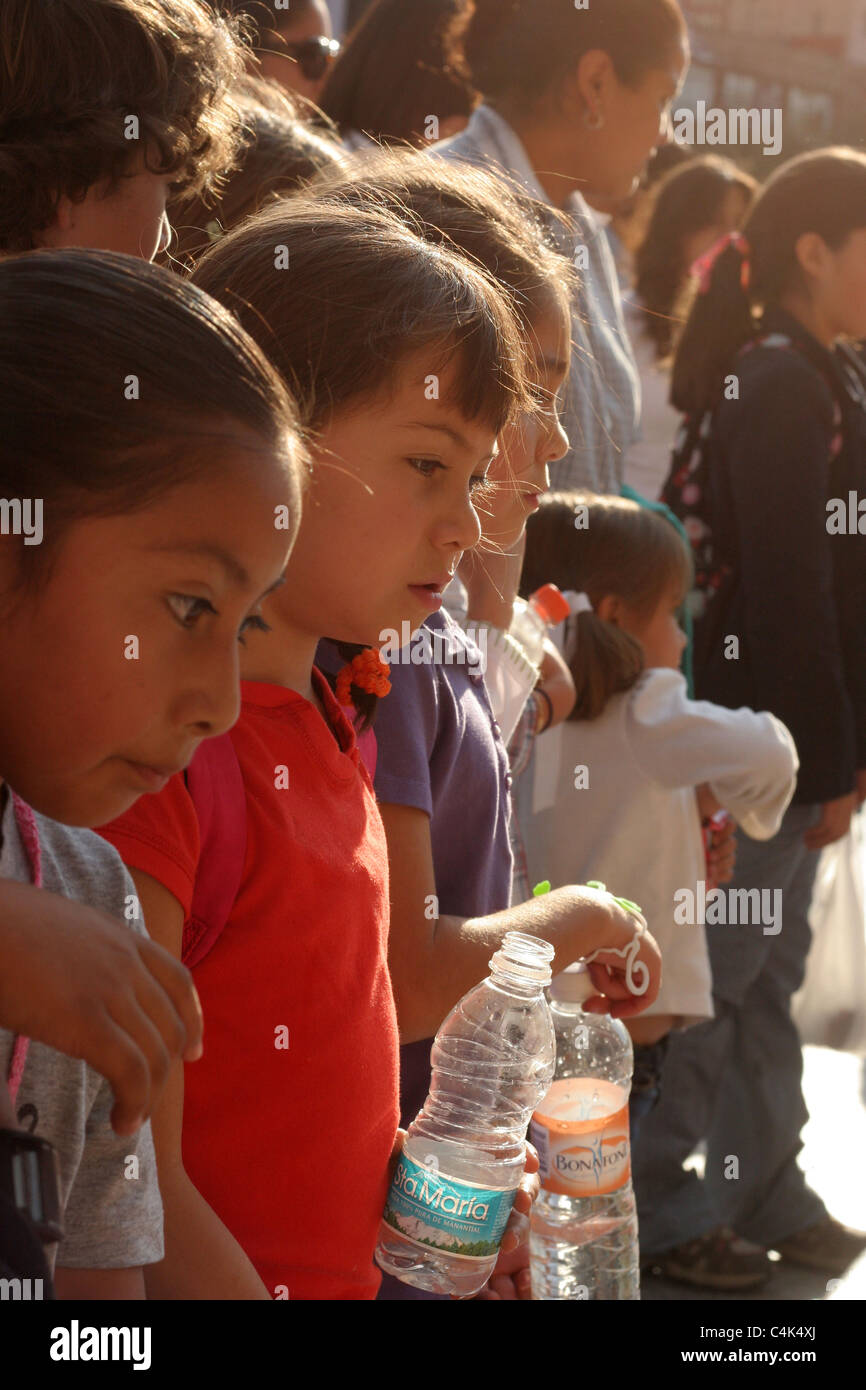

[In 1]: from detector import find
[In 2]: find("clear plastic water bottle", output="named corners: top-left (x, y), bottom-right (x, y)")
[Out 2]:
top-left (509, 584), bottom-right (571, 672)
top-left (375, 933), bottom-right (557, 1297)
top-left (529, 963), bottom-right (640, 1300)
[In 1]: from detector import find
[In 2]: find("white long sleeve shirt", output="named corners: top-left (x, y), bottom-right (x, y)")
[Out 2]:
top-left (517, 668), bottom-right (799, 1024)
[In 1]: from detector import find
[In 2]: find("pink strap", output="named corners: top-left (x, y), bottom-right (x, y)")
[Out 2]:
top-left (7, 791), bottom-right (42, 1105)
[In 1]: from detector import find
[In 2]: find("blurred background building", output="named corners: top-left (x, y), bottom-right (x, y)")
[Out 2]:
top-left (679, 0), bottom-right (866, 158)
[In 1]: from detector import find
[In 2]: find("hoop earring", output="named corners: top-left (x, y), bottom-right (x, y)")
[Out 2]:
top-left (583, 109), bottom-right (605, 131)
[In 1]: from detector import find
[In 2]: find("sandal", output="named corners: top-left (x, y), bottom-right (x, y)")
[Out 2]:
top-left (646, 1225), bottom-right (772, 1291)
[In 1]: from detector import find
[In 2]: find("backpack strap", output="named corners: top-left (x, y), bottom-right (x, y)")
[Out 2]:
top-left (182, 734), bottom-right (247, 969)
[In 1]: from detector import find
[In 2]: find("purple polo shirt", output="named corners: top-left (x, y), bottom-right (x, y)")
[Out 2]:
top-left (318, 612), bottom-right (514, 1119)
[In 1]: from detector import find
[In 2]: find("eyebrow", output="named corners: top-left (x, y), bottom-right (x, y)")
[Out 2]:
top-left (146, 542), bottom-right (286, 597)
top-left (405, 421), bottom-right (473, 451)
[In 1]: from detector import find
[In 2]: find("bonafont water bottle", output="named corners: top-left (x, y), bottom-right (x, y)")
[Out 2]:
top-left (529, 962), bottom-right (641, 1300)
top-left (375, 933), bottom-right (557, 1297)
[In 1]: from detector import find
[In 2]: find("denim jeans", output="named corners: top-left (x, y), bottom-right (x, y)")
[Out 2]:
top-left (632, 803), bottom-right (828, 1254)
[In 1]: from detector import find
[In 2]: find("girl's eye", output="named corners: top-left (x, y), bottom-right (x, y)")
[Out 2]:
top-left (167, 594), bottom-right (217, 628)
top-left (237, 613), bottom-right (272, 647)
top-left (408, 457), bottom-right (446, 478)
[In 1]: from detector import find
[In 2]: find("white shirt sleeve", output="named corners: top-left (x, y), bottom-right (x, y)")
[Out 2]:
top-left (625, 669), bottom-right (799, 840)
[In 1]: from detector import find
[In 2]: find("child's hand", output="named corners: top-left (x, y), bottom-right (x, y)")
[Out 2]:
top-left (0, 881), bottom-right (203, 1135)
top-left (579, 892), bottom-right (662, 1019)
top-left (706, 815), bottom-right (737, 887)
top-left (468, 1142), bottom-right (539, 1301)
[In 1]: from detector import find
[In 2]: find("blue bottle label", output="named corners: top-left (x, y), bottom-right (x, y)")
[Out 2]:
top-left (382, 1154), bottom-right (518, 1260)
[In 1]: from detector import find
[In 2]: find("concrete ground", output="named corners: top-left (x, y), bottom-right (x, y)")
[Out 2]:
top-left (641, 1045), bottom-right (866, 1301)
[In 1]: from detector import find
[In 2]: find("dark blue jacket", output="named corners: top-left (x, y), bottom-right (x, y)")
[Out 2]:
top-left (694, 309), bottom-right (866, 805)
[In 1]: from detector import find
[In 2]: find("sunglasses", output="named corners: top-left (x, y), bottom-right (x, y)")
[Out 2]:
top-left (282, 36), bottom-right (341, 82)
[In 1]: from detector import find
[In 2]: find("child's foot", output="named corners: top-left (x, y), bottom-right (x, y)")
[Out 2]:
top-left (773, 1216), bottom-right (866, 1275)
top-left (645, 1226), bottom-right (772, 1291)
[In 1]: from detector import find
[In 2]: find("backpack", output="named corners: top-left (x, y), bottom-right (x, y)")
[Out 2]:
top-left (660, 332), bottom-right (851, 620)
top-left (180, 721), bottom-right (378, 969)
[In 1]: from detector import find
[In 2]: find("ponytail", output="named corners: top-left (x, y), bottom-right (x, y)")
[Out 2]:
top-left (563, 611), bottom-right (645, 721)
top-left (670, 238), bottom-right (754, 416)
top-left (672, 146), bottom-right (866, 418)
top-left (521, 491), bottom-right (692, 721)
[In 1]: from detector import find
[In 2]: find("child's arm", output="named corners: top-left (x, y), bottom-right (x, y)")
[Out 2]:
top-left (626, 670), bottom-right (798, 840)
top-left (379, 801), bottom-right (661, 1044)
top-left (535, 637), bottom-right (576, 728)
top-left (0, 878), bottom-right (203, 1135)
top-left (129, 869), bottom-right (271, 1300)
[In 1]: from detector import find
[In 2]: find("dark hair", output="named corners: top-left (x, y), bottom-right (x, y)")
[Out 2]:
top-left (672, 147), bottom-right (866, 415)
top-left (191, 200), bottom-right (531, 723)
top-left (635, 156), bottom-right (756, 360)
top-left (464, 0), bottom-right (686, 117)
top-left (320, 0), bottom-right (477, 144)
top-left (0, 248), bottom-right (303, 585)
top-left (169, 76), bottom-right (348, 267)
top-left (0, 0), bottom-right (250, 252)
top-left (521, 491), bottom-right (692, 719)
top-left (309, 147), bottom-right (573, 332)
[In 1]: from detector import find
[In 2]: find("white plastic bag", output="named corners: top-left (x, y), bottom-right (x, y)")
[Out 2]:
top-left (793, 810), bottom-right (866, 1055)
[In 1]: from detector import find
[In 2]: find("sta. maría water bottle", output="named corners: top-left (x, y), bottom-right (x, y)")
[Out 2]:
top-left (529, 963), bottom-right (640, 1299)
top-left (375, 933), bottom-right (557, 1297)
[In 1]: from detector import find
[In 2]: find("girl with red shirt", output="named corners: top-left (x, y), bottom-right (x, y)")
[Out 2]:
top-left (99, 201), bottom-right (531, 1300)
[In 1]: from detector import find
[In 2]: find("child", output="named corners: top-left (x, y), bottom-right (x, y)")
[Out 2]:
top-left (650, 147), bottom-right (866, 1287)
top-left (517, 490), bottom-right (799, 1283)
top-left (306, 157), bottom-right (663, 1298)
top-left (0, 0), bottom-right (247, 258)
top-left (100, 197), bottom-right (660, 1302)
top-left (0, 247), bottom-right (302, 1293)
top-left (626, 155), bottom-right (755, 499)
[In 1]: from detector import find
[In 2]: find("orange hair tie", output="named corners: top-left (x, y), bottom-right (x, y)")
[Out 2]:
top-left (336, 647), bottom-right (392, 707)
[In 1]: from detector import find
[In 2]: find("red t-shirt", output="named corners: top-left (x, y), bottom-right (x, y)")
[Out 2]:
top-left (98, 671), bottom-right (399, 1300)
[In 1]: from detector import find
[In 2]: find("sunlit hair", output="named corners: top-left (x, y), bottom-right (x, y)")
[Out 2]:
top-left (191, 198), bottom-right (532, 434)
top-left (309, 147), bottom-right (572, 334)
top-left (0, 0), bottom-right (250, 252)
top-left (522, 491), bottom-right (692, 720)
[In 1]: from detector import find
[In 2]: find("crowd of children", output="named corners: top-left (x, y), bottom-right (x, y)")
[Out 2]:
top-left (1, 0), bottom-right (865, 1302)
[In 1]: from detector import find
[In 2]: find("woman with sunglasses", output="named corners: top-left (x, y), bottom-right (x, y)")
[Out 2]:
top-left (444, 0), bottom-right (690, 495)
top-left (230, 1), bottom-right (340, 104)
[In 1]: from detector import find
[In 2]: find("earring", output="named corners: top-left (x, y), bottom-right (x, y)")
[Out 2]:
top-left (583, 108), bottom-right (605, 131)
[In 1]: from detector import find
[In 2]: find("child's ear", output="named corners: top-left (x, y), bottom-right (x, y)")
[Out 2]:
top-left (596, 593), bottom-right (622, 625)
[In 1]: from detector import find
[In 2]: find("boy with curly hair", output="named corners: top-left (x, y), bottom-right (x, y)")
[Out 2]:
top-left (0, 0), bottom-right (249, 258)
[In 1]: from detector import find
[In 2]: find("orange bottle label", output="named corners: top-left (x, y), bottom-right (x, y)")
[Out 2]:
top-left (530, 1078), bottom-right (631, 1197)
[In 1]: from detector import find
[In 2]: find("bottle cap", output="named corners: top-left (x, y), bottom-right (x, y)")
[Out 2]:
top-left (530, 583), bottom-right (571, 627)
top-left (549, 963), bottom-right (596, 1004)
top-left (489, 932), bottom-right (555, 986)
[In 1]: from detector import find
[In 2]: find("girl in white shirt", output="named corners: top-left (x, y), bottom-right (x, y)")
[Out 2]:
top-left (516, 491), bottom-right (798, 1058)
